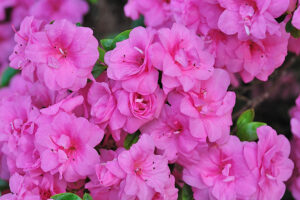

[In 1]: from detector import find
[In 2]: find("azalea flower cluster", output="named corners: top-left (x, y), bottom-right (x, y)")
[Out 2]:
top-left (0, 0), bottom-right (298, 200)
top-left (0, 0), bottom-right (88, 70)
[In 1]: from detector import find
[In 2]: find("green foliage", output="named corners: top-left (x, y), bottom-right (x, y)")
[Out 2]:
top-left (98, 47), bottom-right (106, 63)
top-left (124, 131), bottom-right (141, 150)
top-left (236, 109), bottom-right (266, 141)
top-left (0, 179), bottom-right (9, 191)
top-left (100, 29), bottom-right (132, 51)
top-left (92, 64), bottom-right (107, 79)
top-left (1, 67), bottom-right (19, 87)
top-left (76, 22), bottom-right (81, 27)
top-left (51, 193), bottom-right (93, 200)
top-left (286, 19), bottom-right (300, 38)
top-left (178, 184), bottom-right (194, 200)
top-left (51, 193), bottom-right (82, 200)
top-left (87, 0), bottom-right (98, 4)
top-left (131, 16), bottom-right (145, 28)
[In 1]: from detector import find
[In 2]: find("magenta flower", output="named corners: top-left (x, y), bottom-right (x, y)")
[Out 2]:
top-left (35, 112), bottom-right (104, 182)
top-left (150, 23), bottom-right (214, 93)
top-left (243, 126), bottom-right (294, 200)
top-left (25, 19), bottom-right (99, 91)
top-left (105, 27), bottom-right (159, 95)
top-left (218, 0), bottom-right (289, 40)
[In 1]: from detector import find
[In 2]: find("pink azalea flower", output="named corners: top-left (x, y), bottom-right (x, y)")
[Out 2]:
top-left (215, 27), bottom-right (289, 83)
top-left (168, 69), bottom-right (235, 142)
top-left (183, 136), bottom-right (257, 200)
top-left (105, 27), bottom-right (159, 95)
top-left (150, 23), bottom-right (214, 93)
top-left (29, 0), bottom-right (88, 23)
top-left (290, 95), bottom-right (300, 138)
top-left (25, 19), bottom-right (99, 91)
top-left (0, 95), bottom-right (40, 174)
top-left (124, 0), bottom-right (173, 28)
top-left (117, 134), bottom-right (175, 200)
top-left (88, 81), bottom-right (117, 129)
top-left (9, 16), bottom-right (46, 82)
top-left (292, 3), bottom-right (300, 29)
top-left (218, 0), bottom-right (289, 40)
top-left (108, 81), bottom-right (165, 133)
top-left (141, 103), bottom-right (200, 162)
top-left (35, 112), bottom-right (104, 182)
top-left (11, 0), bottom-right (35, 27)
top-left (0, 24), bottom-right (14, 69)
top-left (0, 172), bottom-right (66, 200)
top-left (288, 37), bottom-right (300, 55)
top-left (243, 126), bottom-right (294, 200)
top-left (289, 138), bottom-right (300, 199)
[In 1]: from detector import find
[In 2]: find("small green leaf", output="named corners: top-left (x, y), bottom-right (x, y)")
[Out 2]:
top-left (92, 64), bottom-right (107, 79)
top-left (51, 193), bottom-right (82, 200)
top-left (178, 184), bottom-right (194, 200)
top-left (237, 122), bottom-right (266, 141)
top-left (131, 16), bottom-right (145, 28)
top-left (124, 131), bottom-right (140, 150)
top-left (83, 193), bottom-right (93, 200)
top-left (98, 47), bottom-right (106, 63)
top-left (1, 67), bottom-right (19, 87)
top-left (100, 39), bottom-right (114, 51)
top-left (0, 179), bottom-right (9, 191)
top-left (286, 19), bottom-right (300, 38)
top-left (76, 22), bottom-right (81, 27)
top-left (87, 0), bottom-right (98, 4)
top-left (100, 29), bottom-right (132, 51)
top-left (237, 109), bottom-right (255, 129)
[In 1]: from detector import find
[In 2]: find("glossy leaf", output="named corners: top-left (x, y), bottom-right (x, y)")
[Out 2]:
top-left (1, 67), bottom-right (19, 87)
top-left (83, 193), bottom-right (93, 200)
top-left (124, 131), bottom-right (140, 150)
top-left (51, 193), bottom-right (82, 200)
top-left (237, 122), bottom-right (266, 141)
top-left (92, 64), bottom-right (107, 79)
top-left (237, 109), bottom-right (255, 129)
top-left (100, 29), bottom-right (132, 51)
top-left (178, 184), bottom-right (194, 200)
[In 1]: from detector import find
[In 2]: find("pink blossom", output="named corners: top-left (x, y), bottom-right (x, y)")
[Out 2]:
top-left (141, 103), bottom-right (200, 162)
top-left (218, 0), bottom-right (289, 40)
top-left (0, 95), bottom-right (40, 174)
top-left (168, 69), bottom-right (235, 142)
top-left (88, 81), bottom-right (116, 129)
top-left (243, 126), bottom-right (294, 200)
top-left (105, 27), bottom-right (159, 95)
top-left (150, 23), bottom-right (214, 93)
top-left (215, 27), bottom-right (289, 83)
top-left (9, 16), bottom-right (46, 82)
top-left (0, 24), bottom-right (14, 69)
top-left (293, 4), bottom-right (300, 29)
top-left (29, 0), bottom-right (88, 23)
top-left (25, 19), bottom-right (99, 91)
top-left (35, 112), bottom-right (104, 182)
top-left (289, 138), bottom-right (300, 199)
top-left (117, 134), bottom-right (176, 200)
top-left (183, 136), bottom-right (257, 200)
top-left (288, 36), bottom-right (300, 55)
top-left (124, 0), bottom-right (172, 28)
top-left (0, 172), bottom-right (66, 200)
top-left (109, 82), bottom-right (165, 133)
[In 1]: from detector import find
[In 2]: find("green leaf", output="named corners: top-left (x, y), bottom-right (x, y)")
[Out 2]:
top-left (237, 109), bottom-right (255, 129)
top-left (237, 122), bottom-right (266, 141)
top-left (100, 39), bottom-right (114, 51)
top-left (51, 193), bottom-right (82, 200)
top-left (100, 29), bottom-right (132, 51)
top-left (76, 22), bottom-right (81, 27)
top-left (83, 193), bottom-right (93, 200)
top-left (92, 64), bottom-right (107, 79)
top-left (87, 0), bottom-right (98, 4)
top-left (1, 67), bottom-right (19, 87)
top-left (131, 16), bottom-right (145, 28)
top-left (0, 179), bottom-right (9, 191)
top-left (98, 47), bottom-right (106, 63)
top-left (124, 131), bottom-right (140, 150)
top-left (286, 19), bottom-right (300, 38)
top-left (178, 184), bottom-right (194, 200)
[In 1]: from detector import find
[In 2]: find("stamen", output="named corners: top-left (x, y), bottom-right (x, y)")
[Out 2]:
top-left (134, 46), bottom-right (144, 55)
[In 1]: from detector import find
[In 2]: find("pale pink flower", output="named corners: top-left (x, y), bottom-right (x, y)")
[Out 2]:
top-left (150, 23), bottom-right (214, 93)
top-left (29, 0), bottom-right (88, 23)
top-left (35, 112), bottom-right (104, 182)
top-left (243, 126), bottom-right (294, 200)
top-left (183, 136), bottom-right (257, 200)
top-left (0, 172), bottom-right (66, 200)
top-left (218, 0), bottom-right (289, 40)
top-left (168, 69), bottom-right (235, 142)
top-left (25, 19), bottom-right (99, 91)
top-left (105, 27), bottom-right (159, 95)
